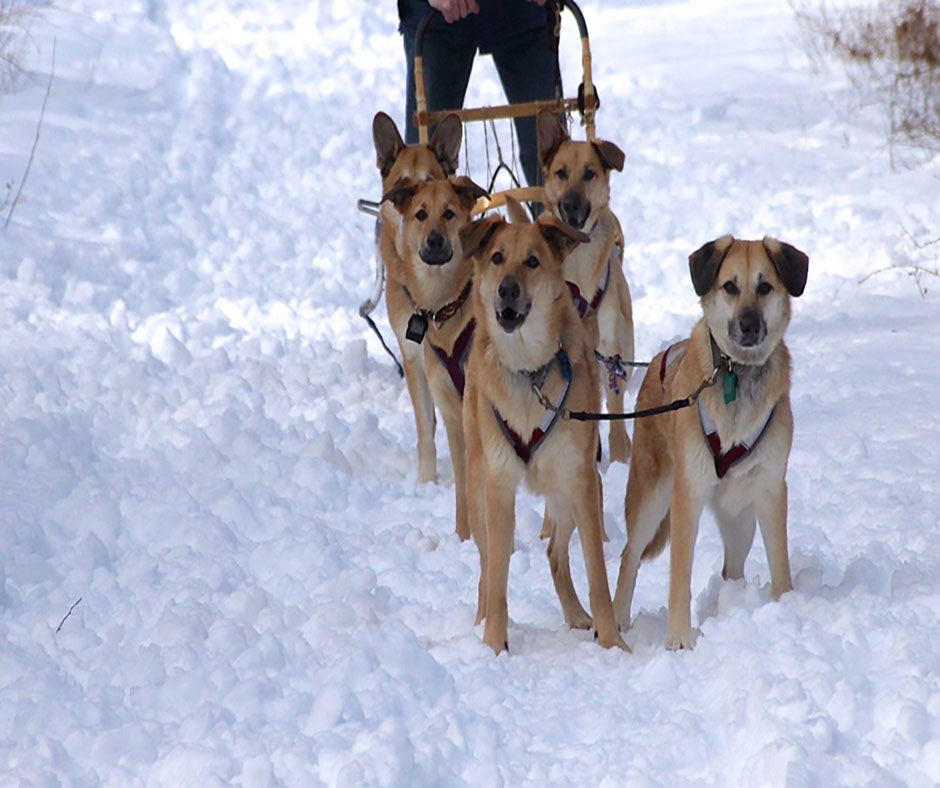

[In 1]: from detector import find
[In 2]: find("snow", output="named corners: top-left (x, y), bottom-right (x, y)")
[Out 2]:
top-left (1, 0), bottom-right (939, 784)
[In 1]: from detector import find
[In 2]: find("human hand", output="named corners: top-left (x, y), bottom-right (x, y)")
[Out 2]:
top-left (429, 0), bottom-right (480, 24)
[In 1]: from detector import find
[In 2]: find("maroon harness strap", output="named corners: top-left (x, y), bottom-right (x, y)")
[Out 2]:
top-left (495, 419), bottom-right (547, 465)
top-left (705, 431), bottom-right (751, 479)
top-left (429, 319), bottom-right (475, 397)
top-left (565, 262), bottom-right (610, 320)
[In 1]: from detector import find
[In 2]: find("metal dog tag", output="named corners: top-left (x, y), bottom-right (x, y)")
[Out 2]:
top-left (406, 313), bottom-right (428, 344)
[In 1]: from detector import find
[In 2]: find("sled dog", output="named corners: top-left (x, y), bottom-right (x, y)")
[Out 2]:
top-left (460, 213), bottom-right (628, 655)
top-left (373, 111), bottom-right (463, 483)
top-left (612, 236), bottom-right (808, 650)
top-left (537, 109), bottom-right (635, 463)
top-left (381, 175), bottom-right (488, 541)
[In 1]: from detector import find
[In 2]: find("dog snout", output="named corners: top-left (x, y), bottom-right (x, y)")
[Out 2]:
top-left (737, 308), bottom-right (764, 347)
top-left (498, 276), bottom-right (521, 302)
top-left (419, 230), bottom-right (454, 265)
top-left (560, 192), bottom-right (590, 230)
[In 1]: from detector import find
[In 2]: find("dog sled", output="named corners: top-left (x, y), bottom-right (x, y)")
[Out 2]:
top-left (357, 0), bottom-right (604, 373)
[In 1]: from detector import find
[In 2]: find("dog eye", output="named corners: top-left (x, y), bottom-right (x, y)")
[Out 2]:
top-left (756, 281), bottom-right (773, 296)
top-left (584, 168), bottom-right (596, 181)
top-left (443, 209), bottom-right (455, 220)
top-left (415, 209), bottom-right (428, 221)
top-left (525, 255), bottom-right (539, 269)
top-left (722, 281), bottom-right (740, 296)
top-left (555, 169), bottom-right (568, 181)
top-left (491, 251), bottom-right (504, 265)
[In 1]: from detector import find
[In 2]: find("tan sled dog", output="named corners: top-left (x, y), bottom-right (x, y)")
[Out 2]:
top-left (613, 235), bottom-right (808, 650)
top-left (381, 175), bottom-right (488, 541)
top-left (373, 111), bottom-right (462, 483)
top-left (537, 110), bottom-right (635, 463)
top-left (460, 213), bottom-right (628, 655)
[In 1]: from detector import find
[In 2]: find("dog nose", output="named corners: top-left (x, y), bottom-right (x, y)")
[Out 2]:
top-left (498, 276), bottom-right (521, 301)
top-left (426, 231), bottom-right (445, 250)
top-left (739, 309), bottom-right (762, 342)
top-left (561, 193), bottom-right (581, 217)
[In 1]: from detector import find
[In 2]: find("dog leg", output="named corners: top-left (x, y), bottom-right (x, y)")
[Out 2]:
top-left (714, 501), bottom-right (756, 582)
top-left (606, 388), bottom-right (632, 464)
top-left (440, 400), bottom-right (470, 541)
top-left (483, 471), bottom-right (516, 654)
top-left (755, 478), bottom-right (793, 600)
top-left (614, 475), bottom-right (672, 630)
top-left (539, 508), bottom-right (554, 540)
top-left (463, 396), bottom-right (487, 624)
top-left (572, 467), bottom-right (628, 650)
top-left (401, 352), bottom-right (437, 483)
top-left (665, 473), bottom-right (705, 650)
top-left (545, 498), bottom-right (592, 630)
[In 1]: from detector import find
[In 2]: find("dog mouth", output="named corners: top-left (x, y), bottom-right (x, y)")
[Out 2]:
top-left (495, 304), bottom-right (529, 332)
top-left (559, 201), bottom-right (591, 231)
top-left (419, 246), bottom-right (454, 265)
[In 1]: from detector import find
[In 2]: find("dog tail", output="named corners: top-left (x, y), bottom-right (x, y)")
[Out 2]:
top-left (641, 513), bottom-right (671, 561)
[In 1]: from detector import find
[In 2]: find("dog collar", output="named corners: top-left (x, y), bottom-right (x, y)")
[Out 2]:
top-left (566, 260), bottom-right (611, 320)
top-left (698, 397), bottom-right (775, 479)
top-left (429, 319), bottom-right (475, 397)
top-left (494, 347), bottom-right (573, 464)
top-left (403, 278), bottom-right (473, 344)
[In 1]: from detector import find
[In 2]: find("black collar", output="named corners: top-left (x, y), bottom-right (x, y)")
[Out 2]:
top-left (403, 278), bottom-right (473, 328)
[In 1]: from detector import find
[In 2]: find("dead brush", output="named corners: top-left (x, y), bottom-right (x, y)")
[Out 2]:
top-left (793, 0), bottom-right (940, 157)
top-left (0, 0), bottom-right (35, 92)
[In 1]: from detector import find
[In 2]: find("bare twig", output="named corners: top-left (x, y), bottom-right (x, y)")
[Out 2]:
top-left (55, 597), bottom-right (82, 634)
top-left (4, 36), bottom-right (55, 230)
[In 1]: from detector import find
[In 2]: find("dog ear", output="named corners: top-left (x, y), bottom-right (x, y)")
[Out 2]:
top-left (591, 140), bottom-right (625, 173)
top-left (537, 215), bottom-right (591, 262)
top-left (373, 112), bottom-right (405, 178)
top-left (504, 195), bottom-right (531, 224)
top-left (762, 237), bottom-right (809, 297)
top-left (381, 177), bottom-right (420, 213)
top-left (449, 176), bottom-right (487, 211)
top-left (460, 216), bottom-right (504, 260)
top-left (537, 110), bottom-right (569, 170)
top-left (689, 235), bottom-right (734, 296)
top-left (429, 114), bottom-right (462, 176)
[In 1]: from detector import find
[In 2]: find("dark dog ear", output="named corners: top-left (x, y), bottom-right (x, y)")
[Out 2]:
top-left (591, 140), bottom-right (625, 172)
top-left (460, 216), bottom-right (504, 260)
top-left (429, 114), bottom-right (462, 176)
top-left (537, 110), bottom-right (568, 170)
top-left (537, 215), bottom-right (591, 262)
top-left (373, 112), bottom-right (405, 178)
top-left (381, 177), bottom-right (420, 213)
top-left (689, 235), bottom-right (734, 296)
top-left (450, 176), bottom-right (487, 211)
top-left (762, 237), bottom-right (809, 297)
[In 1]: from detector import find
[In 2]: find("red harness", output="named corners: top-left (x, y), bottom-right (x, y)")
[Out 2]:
top-left (429, 320), bottom-right (475, 397)
top-left (566, 261), bottom-right (611, 319)
top-left (659, 340), bottom-right (774, 480)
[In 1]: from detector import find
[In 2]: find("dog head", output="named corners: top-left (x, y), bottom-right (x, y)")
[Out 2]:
top-left (382, 175), bottom-right (487, 270)
top-left (373, 112), bottom-right (462, 190)
top-left (537, 110), bottom-right (624, 233)
top-left (461, 213), bottom-right (589, 366)
top-left (689, 235), bottom-right (809, 366)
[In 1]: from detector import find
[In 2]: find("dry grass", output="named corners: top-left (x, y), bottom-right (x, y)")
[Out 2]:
top-left (793, 0), bottom-right (940, 156)
top-left (0, 0), bottom-right (36, 92)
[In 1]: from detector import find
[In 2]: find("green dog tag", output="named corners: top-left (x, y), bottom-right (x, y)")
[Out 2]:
top-left (723, 370), bottom-right (738, 404)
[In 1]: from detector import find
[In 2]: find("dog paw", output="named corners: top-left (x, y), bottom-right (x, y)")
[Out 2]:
top-left (595, 629), bottom-right (631, 652)
top-left (418, 467), bottom-right (437, 484)
top-left (665, 627), bottom-right (698, 651)
top-left (566, 610), bottom-right (593, 630)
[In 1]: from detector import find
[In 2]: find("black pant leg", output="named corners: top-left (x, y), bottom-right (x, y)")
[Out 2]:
top-left (403, 30), bottom-right (477, 145)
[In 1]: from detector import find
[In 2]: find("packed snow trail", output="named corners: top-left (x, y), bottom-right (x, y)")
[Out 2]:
top-left (0, 0), bottom-right (938, 784)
